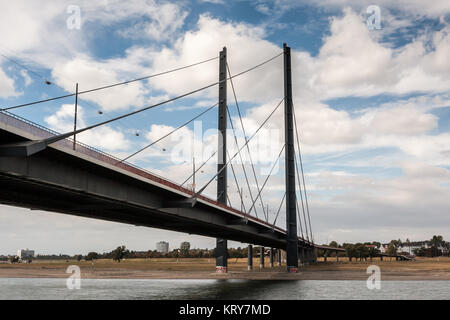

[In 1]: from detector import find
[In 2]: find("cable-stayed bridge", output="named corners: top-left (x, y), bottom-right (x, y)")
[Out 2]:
top-left (0, 43), bottom-right (343, 273)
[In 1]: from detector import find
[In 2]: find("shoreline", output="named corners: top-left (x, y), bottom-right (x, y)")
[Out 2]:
top-left (1, 270), bottom-right (450, 281)
top-left (1, 257), bottom-right (450, 281)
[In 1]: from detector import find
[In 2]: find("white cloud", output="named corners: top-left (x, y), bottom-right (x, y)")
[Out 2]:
top-left (360, 104), bottom-right (438, 136)
top-left (255, 3), bottom-right (271, 15)
top-left (147, 14), bottom-right (282, 103)
top-left (140, 8), bottom-right (450, 165)
top-left (116, 2), bottom-right (188, 41)
top-left (0, 66), bottom-right (20, 98)
top-left (0, 1), bottom-right (188, 111)
top-left (164, 99), bottom-right (216, 112)
top-left (305, 9), bottom-right (450, 98)
top-left (307, 162), bottom-right (450, 243)
top-left (45, 104), bottom-right (131, 152)
top-left (20, 70), bottom-right (32, 86)
top-left (315, 8), bottom-right (393, 94)
top-left (51, 56), bottom-right (151, 112)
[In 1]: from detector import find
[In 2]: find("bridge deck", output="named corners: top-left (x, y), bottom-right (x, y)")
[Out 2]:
top-left (0, 111), bottom-right (324, 250)
top-left (0, 111), bottom-right (286, 231)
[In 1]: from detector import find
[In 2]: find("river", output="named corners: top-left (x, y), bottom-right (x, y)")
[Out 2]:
top-left (0, 278), bottom-right (449, 300)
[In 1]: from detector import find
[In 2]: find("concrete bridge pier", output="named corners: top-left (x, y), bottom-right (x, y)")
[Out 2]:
top-left (304, 248), bottom-right (314, 264)
top-left (324, 251), bottom-right (328, 262)
top-left (259, 246), bottom-right (265, 269)
top-left (300, 247), bottom-right (305, 266)
top-left (277, 249), bottom-right (282, 267)
top-left (269, 248), bottom-right (274, 268)
top-left (336, 250), bottom-right (339, 262)
top-left (312, 248), bottom-right (318, 263)
top-left (303, 248), bottom-right (309, 265)
top-left (248, 245), bottom-right (253, 271)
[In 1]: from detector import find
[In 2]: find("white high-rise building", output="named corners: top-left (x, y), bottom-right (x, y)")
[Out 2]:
top-left (17, 249), bottom-right (35, 259)
top-left (156, 241), bottom-right (169, 254)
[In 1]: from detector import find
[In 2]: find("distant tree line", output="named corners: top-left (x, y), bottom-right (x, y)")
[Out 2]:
top-left (29, 245), bottom-right (254, 262)
top-left (413, 235), bottom-right (449, 257)
top-left (317, 235), bottom-right (449, 260)
top-left (317, 242), bottom-right (381, 261)
top-left (8, 235), bottom-right (448, 263)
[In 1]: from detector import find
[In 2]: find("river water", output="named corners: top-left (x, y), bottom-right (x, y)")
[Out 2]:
top-left (0, 278), bottom-right (449, 300)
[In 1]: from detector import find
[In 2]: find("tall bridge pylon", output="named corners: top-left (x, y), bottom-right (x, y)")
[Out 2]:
top-left (283, 43), bottom-right (299, 272)
top-left (214, 44), bottom-right (301, 273)
top-left (216, 47), bottom-right (228, 273)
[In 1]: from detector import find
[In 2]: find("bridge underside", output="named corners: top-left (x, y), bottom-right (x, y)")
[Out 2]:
top-left (0, 128), bottom-right (300, 250)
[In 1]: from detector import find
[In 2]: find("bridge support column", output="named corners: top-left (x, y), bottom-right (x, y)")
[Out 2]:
top-left (324, 251), bottom-right (328, 262)
top-left (380, 255), bottom-right (383, 261)
top-left (300, 247), bottom-right (305, 266)
top-left (215, 47), bottom-right (228, 274)
top-left (336, 250), bottom-right (339, 262)
top-left (248, 245), bottom-right (253, 271)
top-left (277, 249), bottom-right (282, 266)
top-left (283, 42), bottom-right (299, 273)
top-left (215, 239), bottom-right (228, 273)
top-left (269, 248), bottom-right (274, 268)
top-left (305, 248), bottom-right (311, 265)
top-left (259, 246), bottom-right (264, 269)
top-left (312, 248), bottom-right (318, 263)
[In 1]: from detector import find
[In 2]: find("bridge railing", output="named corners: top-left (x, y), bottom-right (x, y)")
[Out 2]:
top-left (0, 110), bottom-right (181, 183)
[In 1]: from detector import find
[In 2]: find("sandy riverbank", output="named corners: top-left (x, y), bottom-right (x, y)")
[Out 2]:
top-left (1, 257), bottom-right (450, 280)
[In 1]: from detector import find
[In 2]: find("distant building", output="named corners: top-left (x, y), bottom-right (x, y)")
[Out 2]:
top-left (399, 244), bottom-right (422, 255)
top-left (17, 249), bottom-right (34, 260)
top-left (379, 241), bottom-right (449, 256)
top-left (156, 241), bottom-right (169, 254)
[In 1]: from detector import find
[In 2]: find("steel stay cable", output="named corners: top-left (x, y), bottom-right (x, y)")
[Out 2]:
top-left (193, 97), bottom-right (284, 199)
top-left (293, 106), bottom-right (314, 243)
top-left (295, 159), bottom-right (310, 242)
top-left (179, 142), bottom-right (251, 218)
top-left (296, 199), bottom-right (305, 240)
top-left (226, 62), bottom-right (268, 221)
top-left (0, 53), bottom-right (50, 83)
top-left (27, 52), bottom-right (284, 148)
top-left (247, 144), bottom-right (285, 220)
top-left (117, 103), bottom-right (218, 164)
top-left (1, 52), bottom-right (282, 113)
top-left (227, 150), bottom-right (248, 216)
top-left (272, 192), bottom-right (286, 227)
top-left (0, 56), bottom-right (219, 112)
top-left (0, 47), bottom-right (134, 133)
top-left (225, 104), bottom-right (260, 218)
top-left (226, 194), bottom-right (233, 208)
top-left (181, 148), bottom-right (218, 187)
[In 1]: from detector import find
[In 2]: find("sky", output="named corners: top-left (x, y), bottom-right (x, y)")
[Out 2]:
top-left (0, 0), bottom-right (449, 255)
